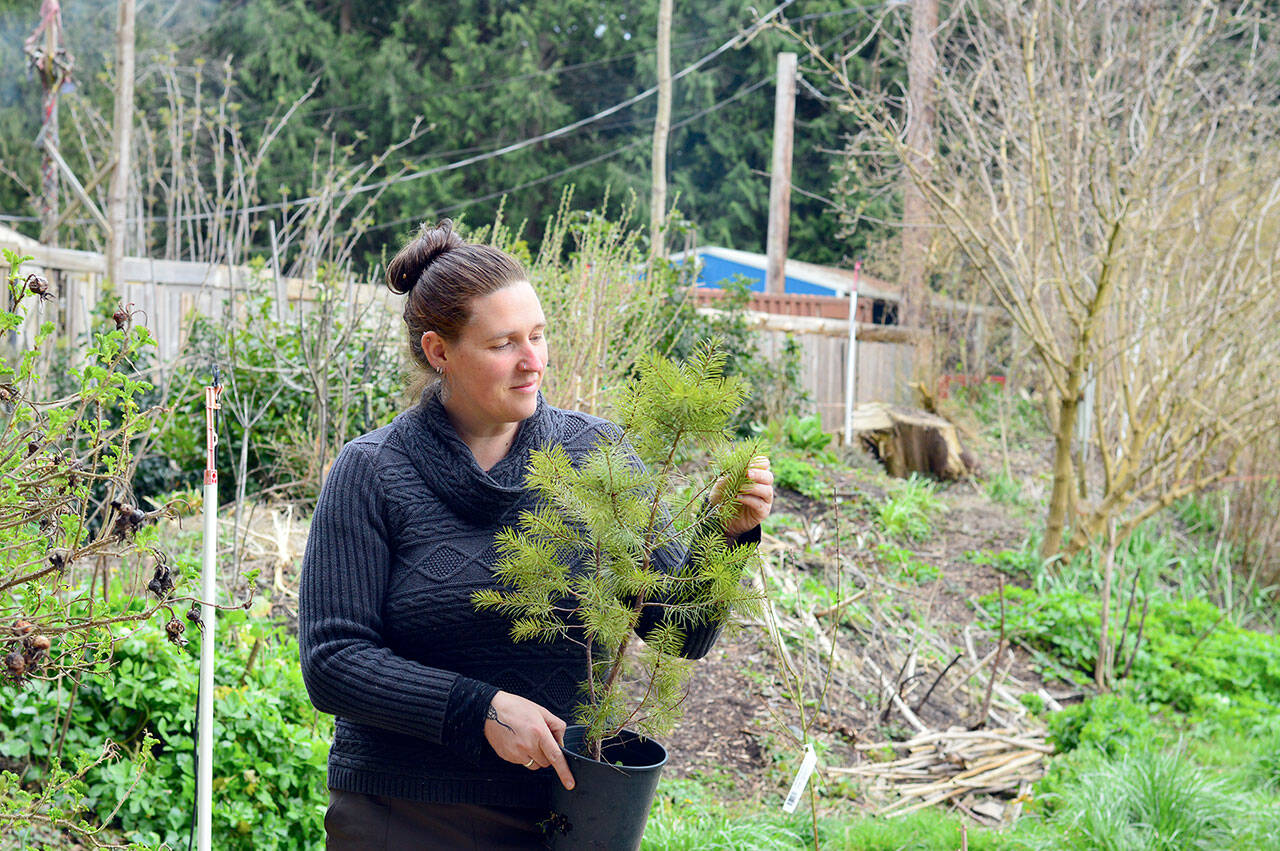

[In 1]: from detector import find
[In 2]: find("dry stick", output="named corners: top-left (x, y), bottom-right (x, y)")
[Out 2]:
top-left (813, 587), bottom-right (868, 618)
top-left (972, 578), bottom-right (1005, 730)
top-left (852, 729), bottom-right (1051, 753)
top-left (1114, 558), bottom-right (1143, 675)
top-left (1095, 524), bottom-right (1118, 690)
top-left (882, 750), bottom-right (1045, 806)
top-left (1122, 595), bottom-right (1149, 679)
top-left (238, 635), bottom-right (263, 687)
top-left (881, 651), bottom-right (915, 723)
top-left (868, 658), bottom-right (929, 734)
top-left (945, 643), bottom-right (1001, 697)
top-left (49, 672), bottom-right (81, 775)
top-left (912, 652), bottom-right (963, 715)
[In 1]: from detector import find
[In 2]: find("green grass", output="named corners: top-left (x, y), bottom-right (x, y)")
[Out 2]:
top-left (876, 543), bottom-right (942, 584)
top-left (644, 775), bottom-right (1022, 850)
top-left (876, 475), bottom-right (946, 541)
top-left (1025, 746), bottom-right (1280, 851)
top-left (950, 382), bottom-right (1046, 448)
top-left (984, 471), bottom-right (1025, 506)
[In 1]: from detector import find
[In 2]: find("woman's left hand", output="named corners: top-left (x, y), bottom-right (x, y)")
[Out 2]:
top-left (716, 455), bottom-right (774, 541)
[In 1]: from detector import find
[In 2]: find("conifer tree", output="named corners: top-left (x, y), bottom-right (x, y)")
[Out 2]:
top-left (474, 340), bottom-right (762, 759)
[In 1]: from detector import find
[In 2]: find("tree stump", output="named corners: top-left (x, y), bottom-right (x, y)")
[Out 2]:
top-left (851, 402), bottom-right (975, 480)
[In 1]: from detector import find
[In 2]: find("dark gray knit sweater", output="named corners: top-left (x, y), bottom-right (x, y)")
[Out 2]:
top-left (298, 391), bottom-right (755, 809)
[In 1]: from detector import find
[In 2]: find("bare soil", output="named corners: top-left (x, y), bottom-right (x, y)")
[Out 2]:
top-left (661, 435), bottom-right (1059, 807)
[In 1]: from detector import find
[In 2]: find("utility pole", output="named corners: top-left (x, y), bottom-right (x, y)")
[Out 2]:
top-left (764, 52), bottom-right (797, 294)
top-left (107, 0), bottom-right (137, 288)
top-left (24, 0), bottom-right (73, 243)
top-left (650, 0), bottom-right (673, 261)
top-left (898, 0), bottom-right (938, 330)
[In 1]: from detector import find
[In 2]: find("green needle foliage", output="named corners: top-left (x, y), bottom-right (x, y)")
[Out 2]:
top-left (475, 341), bottom-right (763, 758)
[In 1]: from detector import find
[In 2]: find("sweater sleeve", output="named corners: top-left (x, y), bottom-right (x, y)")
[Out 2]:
top-left (298, 441), bottom-right (498, 757)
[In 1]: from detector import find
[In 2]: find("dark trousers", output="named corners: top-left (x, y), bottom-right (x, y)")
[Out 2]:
top-left (325, 788), bottom-right (547, 850)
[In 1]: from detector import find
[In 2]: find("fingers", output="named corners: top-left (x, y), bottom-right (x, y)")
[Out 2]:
top-left (711, 458), bottom-right (774, 505)
top-left (724, 458), bottom-right (775, 538)
top-left (542, 709), bottom-right (567, 747)
top-left (537, 725), bottom-right (576, 790)
top-left (483, 693), bottom-right (575, 788)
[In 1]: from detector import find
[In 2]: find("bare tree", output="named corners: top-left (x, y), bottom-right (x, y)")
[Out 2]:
top-left (789, 0), bottom-right (1280, 559)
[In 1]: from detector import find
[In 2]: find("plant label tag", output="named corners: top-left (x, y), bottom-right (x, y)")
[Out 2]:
top-left (782, 743), bottom-right (817, 813)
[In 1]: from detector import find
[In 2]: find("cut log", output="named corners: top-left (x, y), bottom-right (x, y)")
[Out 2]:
top-left (851, 402), bottom-right (975, 480)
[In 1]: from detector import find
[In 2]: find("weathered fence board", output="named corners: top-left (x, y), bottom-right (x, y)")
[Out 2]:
top-left (2, 225), bottom-right (390, 365)
top-left (750, 317), bottom-right (916, 432)
top-left (3, 225), bottom-right (919, 435)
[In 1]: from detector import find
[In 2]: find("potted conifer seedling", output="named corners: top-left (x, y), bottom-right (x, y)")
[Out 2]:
top-left (474, 341), bottom-right (763, 849)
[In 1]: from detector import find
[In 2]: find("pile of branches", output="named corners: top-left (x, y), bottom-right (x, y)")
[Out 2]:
top-left (836, 728), bottom-right (1049, 824)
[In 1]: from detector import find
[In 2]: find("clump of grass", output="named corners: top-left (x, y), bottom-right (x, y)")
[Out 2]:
top-left (1034, 747), bottom-right (1261, 850)
top-left (1252, 719), bottom-right (1280, 791)
top-left (876, 475), bottom-right (946, 541)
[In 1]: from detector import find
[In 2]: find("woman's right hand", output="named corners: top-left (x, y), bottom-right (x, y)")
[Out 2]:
top-left (484, 690), bottom-right (576, 790)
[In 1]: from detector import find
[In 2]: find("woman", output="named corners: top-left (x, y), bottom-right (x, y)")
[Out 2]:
top-left (299, 220), bottom-right (773, 849)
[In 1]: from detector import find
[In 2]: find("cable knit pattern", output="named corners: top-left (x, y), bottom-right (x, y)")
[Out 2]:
top-left (299, 390), bottom-right (756, 809)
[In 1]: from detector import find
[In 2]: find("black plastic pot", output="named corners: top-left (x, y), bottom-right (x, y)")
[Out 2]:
top-left (546, 725), bottom-right (668, 850)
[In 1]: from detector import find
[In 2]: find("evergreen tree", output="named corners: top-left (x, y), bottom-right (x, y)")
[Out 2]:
top-left (474, 341), bottom-right (761, 758)
top-left (0, 0), bottom-right (901, 265)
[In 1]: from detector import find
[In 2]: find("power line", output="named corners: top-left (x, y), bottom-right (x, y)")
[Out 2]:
top-left (367, 76), bottom-right (775, 236)
top-left (129, 0), bottom-right (799, 226)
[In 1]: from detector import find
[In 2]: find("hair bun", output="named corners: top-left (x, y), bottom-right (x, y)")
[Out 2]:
top-left (385, 218), bottom-right (464, 295)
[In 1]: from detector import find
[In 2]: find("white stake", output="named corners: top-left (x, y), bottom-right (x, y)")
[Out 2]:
top-left (198, 375), bottom-right (222, 851)
top-left (843, 261), bottom-right (862, 446)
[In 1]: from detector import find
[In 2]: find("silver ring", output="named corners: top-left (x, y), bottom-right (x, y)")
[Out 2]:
top-left (524, 758), bottom-right (536, 769)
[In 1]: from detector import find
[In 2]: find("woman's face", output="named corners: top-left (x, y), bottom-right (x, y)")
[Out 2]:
top-left (424, 280), bottom-right (549, 434)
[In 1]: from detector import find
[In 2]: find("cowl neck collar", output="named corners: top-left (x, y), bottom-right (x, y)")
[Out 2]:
top-left (397, 385), bottom-right (558, 522)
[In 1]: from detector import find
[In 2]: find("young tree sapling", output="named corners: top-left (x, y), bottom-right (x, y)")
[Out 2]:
top-left (474, 341), bottom-right (763, 760)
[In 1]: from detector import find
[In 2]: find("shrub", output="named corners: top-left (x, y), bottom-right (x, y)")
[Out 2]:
top-left (985, 586), bottom-right (1280, 730)
top-left (1047, 693), bottom-right (1157, 756)
top-left (771, 455), bottom-right (828, 500)
top-left (151, 260), bottom-right (403, 500)
top-left (964, 544), bottom-right (1041, 579)
top-left (1, 608), bottom-right (330, 849)
top-left (876, 543), bottom-right (942, 585)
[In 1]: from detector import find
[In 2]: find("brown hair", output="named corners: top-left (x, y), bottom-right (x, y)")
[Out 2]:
top-left (385, 219), bottom-right (528, 378)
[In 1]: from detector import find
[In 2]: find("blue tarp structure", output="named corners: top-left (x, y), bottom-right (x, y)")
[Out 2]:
top-left (679, 246), bottom-right (897, 302)
top-left (694, 249), bottom-right (839, 296)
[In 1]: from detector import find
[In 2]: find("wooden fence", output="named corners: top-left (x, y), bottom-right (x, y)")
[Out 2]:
top-left (3, 224), bottom-right (925, 435)
top-left (725, 310), bottom-right (917, 433)
top-left (1, 224), bottom-right (390, 365)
